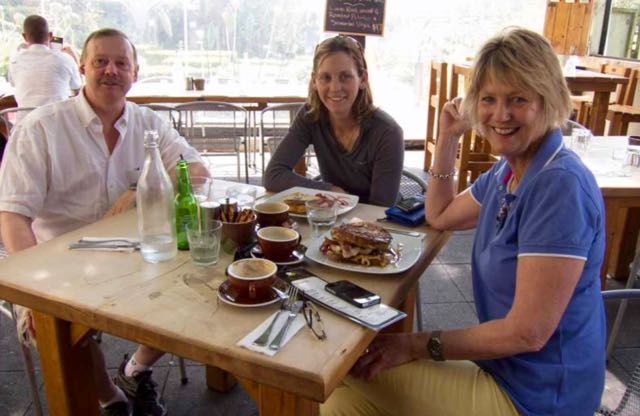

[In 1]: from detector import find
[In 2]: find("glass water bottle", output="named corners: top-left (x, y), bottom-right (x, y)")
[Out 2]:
top-left (136, 130), bottom-right (177, 263)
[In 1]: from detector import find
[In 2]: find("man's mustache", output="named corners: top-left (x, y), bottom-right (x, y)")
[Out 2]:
top-left (99, 76), bottom-right (121, 85)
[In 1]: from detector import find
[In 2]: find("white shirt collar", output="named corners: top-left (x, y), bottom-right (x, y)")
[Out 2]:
top-left (74, 88), bottom-right (130, 131)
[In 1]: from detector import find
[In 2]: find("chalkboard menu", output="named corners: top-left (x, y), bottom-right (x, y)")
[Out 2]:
top-left (324, 0), bottom-right (386, 36)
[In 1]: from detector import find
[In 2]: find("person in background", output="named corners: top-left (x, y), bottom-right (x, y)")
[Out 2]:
top-left (322, 28), bottom-right (606, 416)
top-left (0, 28), bottom-right (209, 416)
top-left (8, 14), bottom-right (82, 108)
top-left (264, 35), bottom-right (404, 207)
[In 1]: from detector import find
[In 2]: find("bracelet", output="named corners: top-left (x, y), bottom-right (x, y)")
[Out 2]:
top-left (427, 169), bottom-right (456, 180)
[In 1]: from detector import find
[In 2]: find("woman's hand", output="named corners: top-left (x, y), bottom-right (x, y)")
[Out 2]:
top-left (438, 97), bottom-right (471, 143)
top-left (349, 333), bottom-right (417, 380)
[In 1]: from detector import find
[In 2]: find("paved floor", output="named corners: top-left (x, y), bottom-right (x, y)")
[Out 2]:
top-left (1, 152), bottom-right (639, 414)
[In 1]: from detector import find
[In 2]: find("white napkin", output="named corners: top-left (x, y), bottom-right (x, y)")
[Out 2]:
top-left (237, 311), bottom-right (306, 356)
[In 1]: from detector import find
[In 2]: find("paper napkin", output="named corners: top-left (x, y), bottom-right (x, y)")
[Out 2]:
top-left (237, 311), bottom-right (306, 356)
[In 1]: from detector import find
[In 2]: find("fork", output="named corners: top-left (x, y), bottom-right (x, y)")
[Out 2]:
top-left (253, 286), bottom-right (297, 347)
top-left (269, 297), bottom-right (304, 351)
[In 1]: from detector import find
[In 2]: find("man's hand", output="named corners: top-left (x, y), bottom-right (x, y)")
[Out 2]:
top-left (349, 333), bottom-right (417, 380)
top-left (438, 97), bottom-right (471, 144)
top-left (103, 190), bottom-right (136, 218)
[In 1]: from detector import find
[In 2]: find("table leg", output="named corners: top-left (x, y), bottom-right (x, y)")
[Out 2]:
top-left (589, 92), bottom-right (611, 135)
top-left (32, 311), bottom-right (99, 416)
top-left (238, 377), bottom-right (319, 416)
top-left (205, 365), bottom-right (237, 392)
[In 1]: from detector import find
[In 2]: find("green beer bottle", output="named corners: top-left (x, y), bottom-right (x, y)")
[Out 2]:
top-left (175, 155), bottom-right (198, 250)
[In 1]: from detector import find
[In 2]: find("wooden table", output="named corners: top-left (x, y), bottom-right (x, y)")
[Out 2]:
top-left (0, 90), bottom-right (306, 112)
top-left (571, 136), bottom-right (640, 285)
top-left (564, 69), bottom-right (628, 135)
top-left (0, 180), bottom-right (449, 415)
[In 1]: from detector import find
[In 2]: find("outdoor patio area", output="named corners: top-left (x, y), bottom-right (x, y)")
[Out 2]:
top-left (1, 152), bottom-right (638, 415)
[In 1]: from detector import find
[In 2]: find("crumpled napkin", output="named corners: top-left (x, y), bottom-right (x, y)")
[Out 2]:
top-left (237, 311), bottom-right (306, 356)
top-left (68, 237), bottom-right (140, 252)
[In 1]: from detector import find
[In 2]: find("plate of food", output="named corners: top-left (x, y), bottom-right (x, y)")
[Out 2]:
top-left (266, 187), bottom-right (359, 218)
top-left (304, 219), bottom-right (422, 274)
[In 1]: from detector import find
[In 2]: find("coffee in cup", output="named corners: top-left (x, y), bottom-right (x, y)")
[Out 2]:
top-left (257, 226), bottom-right (301, 262)
top-left (227, 258), bottom-right (277, 301)
top-left (254, 202), bottom-right (289, 228)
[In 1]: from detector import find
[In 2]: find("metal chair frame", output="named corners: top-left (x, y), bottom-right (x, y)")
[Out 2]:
top-left (1, 241), bottom-right (43, 415)
top-left (0, 107), bottom-right (37, 138)
top-left (260, 102), bottom-right (305, 173)
top-left (174, 101), bottom-right (249, 183)
top-left (599, 288), bottom-right (640, 416)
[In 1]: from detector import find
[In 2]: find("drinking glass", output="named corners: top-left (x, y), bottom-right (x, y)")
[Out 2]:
top-left (306, 200), bottom-right (337, 238)
top-left (225, 185), bottom-right (257, 209)
top-left (571, 128), bottom-right (592, 157)
top-left (186, 220), bottom-right (222, 266)
top-left (191, 176), bottom-right (213, 203)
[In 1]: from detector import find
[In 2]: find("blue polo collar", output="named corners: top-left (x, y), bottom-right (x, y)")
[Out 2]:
top-left (493, 128), bottom-right (564, 195)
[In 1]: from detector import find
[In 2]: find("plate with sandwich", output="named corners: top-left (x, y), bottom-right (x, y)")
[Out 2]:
top-left (266, 186), bottom-right (359, 218)
top-left (304, 219), bottom-right (422, 274)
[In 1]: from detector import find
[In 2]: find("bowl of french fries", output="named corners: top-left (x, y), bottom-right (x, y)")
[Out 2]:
top-left (221, 206), bottom-right (257, 249)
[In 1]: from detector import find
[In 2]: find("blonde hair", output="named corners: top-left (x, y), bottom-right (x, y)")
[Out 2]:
top-left (306, 35), bottom-right (374, 122)
top-left (462, 27), bottom-right (571, 132)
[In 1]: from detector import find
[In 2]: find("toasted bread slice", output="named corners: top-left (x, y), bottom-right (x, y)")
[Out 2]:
top-left (330, 221), bottom-right (392, 251)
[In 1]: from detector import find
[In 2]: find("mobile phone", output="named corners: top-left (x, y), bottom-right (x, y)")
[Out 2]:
top-left (396, 195), bottom-right (424, 213)
top-left (51, 36), bottom-right (63, 50)
top-left (325, 280), bottom-right (381, 308)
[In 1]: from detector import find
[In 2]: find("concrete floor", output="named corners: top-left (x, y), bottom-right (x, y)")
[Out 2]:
top-left (1, 151), bottom-right (638, 415)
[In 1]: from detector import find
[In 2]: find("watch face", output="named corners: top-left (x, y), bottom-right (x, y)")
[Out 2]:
top-left (428, 332), bottom-right (443, 361)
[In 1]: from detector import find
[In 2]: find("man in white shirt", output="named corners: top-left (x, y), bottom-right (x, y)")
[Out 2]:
top-left (8, 15), bottom-right (82, 108)
top-left (0, 28), bottom-right (209, 416)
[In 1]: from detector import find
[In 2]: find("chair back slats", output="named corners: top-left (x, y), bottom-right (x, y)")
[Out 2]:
top-left (424, 61), bottom-right (448, 170)
top-left (602, 64), bottom-right (636, 106)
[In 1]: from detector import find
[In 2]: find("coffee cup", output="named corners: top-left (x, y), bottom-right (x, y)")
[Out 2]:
top-left (254, 202), bottom-right (289, 228)
top-left (227, 258), bottom-right (277, 301)
top-left (256, 226), bottom-right (301, 262)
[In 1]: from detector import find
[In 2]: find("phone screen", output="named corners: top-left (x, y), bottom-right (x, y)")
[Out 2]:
top-left (51, 36), bottom-right (63, 50)
top-left (325, 280), bottom-right (381, 308)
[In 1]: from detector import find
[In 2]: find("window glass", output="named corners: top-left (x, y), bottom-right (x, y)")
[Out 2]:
top-left (603, 0), bottom-right (640, 59)
top-left (0, 0), bottom-right (546, 139)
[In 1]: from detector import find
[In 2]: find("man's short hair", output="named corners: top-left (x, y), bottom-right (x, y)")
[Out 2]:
top-left (80, 28), bottom-right (138, 64)
top-left (23, 15), bottom-right (49, 44)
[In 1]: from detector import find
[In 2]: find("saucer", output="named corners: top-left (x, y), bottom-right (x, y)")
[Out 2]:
top-left (250, 245), bottom-right (305, 266)
top-left (217, 280), bottom-right (280, 308)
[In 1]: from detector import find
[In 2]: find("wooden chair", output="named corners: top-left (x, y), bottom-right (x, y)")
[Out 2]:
top-left (577, 63), bottom-right (639, 135)
top-left (604, 65), bottom-right (640, 135)
top-left (449, 63), bottom-right (499, 192)
top-left (424, 61), bottom-right (447, 171)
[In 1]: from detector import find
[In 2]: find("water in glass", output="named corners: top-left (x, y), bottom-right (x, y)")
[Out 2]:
top-left (306, 201), bottom-right (337, 238)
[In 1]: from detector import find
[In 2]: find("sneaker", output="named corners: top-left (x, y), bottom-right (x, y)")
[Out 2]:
top-left (114, 358), bottom-right (167, 416)
top-left (101, 400), bottom-right (132, 416)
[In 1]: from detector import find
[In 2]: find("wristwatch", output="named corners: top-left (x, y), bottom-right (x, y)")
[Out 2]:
top-left (427, 330), bottom-right (445, 361)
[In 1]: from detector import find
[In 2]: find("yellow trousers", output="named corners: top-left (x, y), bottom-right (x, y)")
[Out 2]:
top-left (321, 360), bottom-right (520, 416)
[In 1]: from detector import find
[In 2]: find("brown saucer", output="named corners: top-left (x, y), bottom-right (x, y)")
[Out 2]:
top-left (217, 279), bottom-right (279, 307)
top-left (251, 245), bottom-right (305, 266)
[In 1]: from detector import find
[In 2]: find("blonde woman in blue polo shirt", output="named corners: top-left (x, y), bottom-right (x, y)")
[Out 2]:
top-left (322, 28), bottom-right (605, 416)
